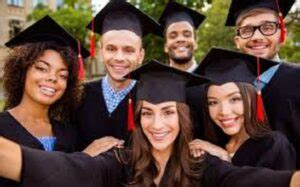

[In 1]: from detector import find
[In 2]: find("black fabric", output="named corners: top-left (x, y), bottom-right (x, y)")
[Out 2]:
top-left (20, 147), bottom-right (294, 187)
top-left (186, 85), bottom-right (206, 138)
top-left (159, 1), bottom-right (205, 33)
top-left (203, 154), bottom-right (293, 187)
top-left (5, 15), bottom-right (89, 58)
top-left (127, 60), bottom-right (209, 104)
top-left (73, 79), bottom-right (136, 151)
top-left (225, 0), bottom-right (295, 26)
top-left (0, 111), bottom-right (77, 186)
top-left (86, 0), bottom-right (161, 37)
top-left (232, 131), bottom-right (296, 170)
top-left (194, 48), bottom-right (278, 85)
top-left (262, 62), bottom-right (300, 169)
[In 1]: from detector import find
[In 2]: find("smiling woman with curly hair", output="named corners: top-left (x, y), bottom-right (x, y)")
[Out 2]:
top-left (0, 15), bottom-right (88, 187)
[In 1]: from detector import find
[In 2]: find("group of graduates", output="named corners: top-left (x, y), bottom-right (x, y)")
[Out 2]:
top-left (0, 0), bottom-right (300, 186)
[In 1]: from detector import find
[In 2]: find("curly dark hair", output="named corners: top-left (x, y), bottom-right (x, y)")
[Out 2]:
top-left (2, 41), bottom-right (83, 122)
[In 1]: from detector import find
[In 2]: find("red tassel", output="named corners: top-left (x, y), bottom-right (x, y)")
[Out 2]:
top-left (256, 57), bottom-right (264, 123)
top-left (78, 54), bottom-right (85, 80)
top-left (127, 98), bottom-right (135, 131)
top-left (77, 39), bottom-right (85, 80)
top-left (278, 13), bottom-right (286, 43)
top-left (90, 32), bottom-right (96, 58)
top-left (256, 91), bottom-right (265, 123)
top-left (275, 0), bottom-right (286, 43)
top-left (90, 17), bottom-right (96, 58)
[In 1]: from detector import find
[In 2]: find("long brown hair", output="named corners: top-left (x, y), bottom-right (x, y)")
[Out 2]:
top-left (123, 100), bottom-right (204, 187)
top-left (3, 41), bottom-right (83, 122)
top-left (203, 82), bottom-right (271, 145)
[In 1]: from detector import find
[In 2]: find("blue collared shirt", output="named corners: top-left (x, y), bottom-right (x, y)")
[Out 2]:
top-left (37, 137), bottom-right (56, 151)
top-left (254, 55), bottom-right (281, 90)
top-left (102, 75), bottom-right (136, 114)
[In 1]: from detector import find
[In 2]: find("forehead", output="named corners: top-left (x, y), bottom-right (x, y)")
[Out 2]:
top-left (166, 21), bottom-right (194, 33)
top-left (101, 30), bottom-right (142, 48)
top-left (142, 100), bottom-right (177, 109)
top-left (208, 82), bottom-right (240, 97)
top-left (237, 9), bottom-right (278, 26)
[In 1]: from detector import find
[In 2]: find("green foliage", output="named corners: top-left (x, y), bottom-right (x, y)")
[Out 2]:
top-left (281, 9), bottom-right (300, 63)
top-left (27, 0), bottom-right (92, 47)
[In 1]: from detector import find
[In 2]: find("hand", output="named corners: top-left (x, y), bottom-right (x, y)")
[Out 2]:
top-left (189, 139), bottom-right (231, 162)
top-left (82, 136), bottom-right (124, 157)
top-left (290, 171), bottom-right (300, 187)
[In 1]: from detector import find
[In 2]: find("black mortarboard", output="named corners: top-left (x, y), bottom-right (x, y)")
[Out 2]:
top-left (225, 0), bottom-right (295, 26)
top-left (194, 47), bottom-right (279, 85)
top-left (86, 0), bottom-right (161, 37)
top-left (159, 1), bottom-right (205, 33)
top-left (5, 15), bottom-right (90, 59)
top-left (127, 59), bottom-right (210, 104)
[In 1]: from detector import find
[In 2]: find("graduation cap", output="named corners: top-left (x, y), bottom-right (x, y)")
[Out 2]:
top-left (5, 15), bottom-right (90, 59)
top-left (128, 59), bottom-right (210, 104)
top-left (225, 0), bottom-right (295, 42)
top-left (5, 15), bottom-right (89, 80)
top-left (158, 1), bottom-right (206, 34)
top-left (124, 59), bottom-right (210, 131)
top-left (194, 47), bottom-right (279, 122)
top-left (86, 0), bottom-right (161, 38)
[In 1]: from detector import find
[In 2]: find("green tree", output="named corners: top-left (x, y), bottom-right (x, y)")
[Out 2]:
top-left (281, 8), bottom-right (300, 63)
top-left (28, 0), bottom-right (92, 47)
top-left (197, 0), bottom-right (235, 60)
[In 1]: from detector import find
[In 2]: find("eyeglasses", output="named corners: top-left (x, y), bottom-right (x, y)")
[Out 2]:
top-left (237, 22), bottom-right (279, 39)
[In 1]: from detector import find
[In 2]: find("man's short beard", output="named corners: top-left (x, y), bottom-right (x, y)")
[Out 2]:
top-left (169, 51), bottom-right (194, 65)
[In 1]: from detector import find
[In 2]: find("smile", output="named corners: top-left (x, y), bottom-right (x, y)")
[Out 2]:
top-left (150, 131), bottom-right (170, 141)
top-left (219, 117), bottom-right (238, 128)
top-left (39, 86), bottom-right (56, 96)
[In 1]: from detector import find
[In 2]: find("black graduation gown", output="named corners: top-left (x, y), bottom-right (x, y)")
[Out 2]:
top-left (186, 85), bottom-right (206, 139)
top-left (231, 131), bottom-right (296, 170)
top-left (0, 111), bottom-right (77, 186)
top-left (262, 62), bottom-right (300, 168)
top-left (72, 79), bottom-right (136, 151)
top-left (20, 147), bottom-right (294, 187)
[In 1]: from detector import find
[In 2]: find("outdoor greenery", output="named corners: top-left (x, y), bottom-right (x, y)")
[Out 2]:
top-left (27, 0), bottom-right (300, 64)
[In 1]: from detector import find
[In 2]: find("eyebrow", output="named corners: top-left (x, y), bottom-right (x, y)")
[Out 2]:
top-left (37, 59), bottom-right (50, 67)
top-left (141, 105), bottom-right (176, 111)
top-left (36, 60), bottom-right (68, 72)
top-left (208, 91), bottom-right (241, 99)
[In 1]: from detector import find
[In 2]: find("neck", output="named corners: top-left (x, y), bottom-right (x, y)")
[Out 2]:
top-left (272, 54), bottom-right (280, 62)
top-left (9, 98), bottom-right (49, 122)
top-left (107, 76), bottom-right (132, 91)
top-left (152, 147), bottom-right (172, 184)
top-left (227, 128), bottom-right (249, 153)
top-left (169, 58), bottom-right (195, 72)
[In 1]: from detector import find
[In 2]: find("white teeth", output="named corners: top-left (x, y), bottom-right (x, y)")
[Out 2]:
top-left (152, 132), bottom-right (168, 140)
top-left (221, 119), bottom-right (235, 125)
top-left (177, 46), bottom-right (187, 51)
top-left (113, 65), bottom-right (126, 71)
top-left (251, 46), bottom-right (267, 50)
top-left (40, 86), bottom-right (55, 96)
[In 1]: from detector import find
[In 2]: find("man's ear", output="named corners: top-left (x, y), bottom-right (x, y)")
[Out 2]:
top-left (234, 36), bottom-right (241, 49)
top-left (138, 48), bottom-right (145, 65)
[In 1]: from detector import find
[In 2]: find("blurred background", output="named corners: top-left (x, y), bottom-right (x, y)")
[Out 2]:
top-left (0, 0), bottom-right (299, 110)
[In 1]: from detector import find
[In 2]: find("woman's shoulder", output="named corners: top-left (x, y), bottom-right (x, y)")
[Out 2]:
top-left (261, 131), bottom-right (290, 144)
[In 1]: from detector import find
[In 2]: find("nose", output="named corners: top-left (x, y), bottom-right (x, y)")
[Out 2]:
top-left (114, 50), bottom-right (125, 62)
top-left (175, 34), bottom-right (186, 43)
top-left (151, 113), bottom-right (164, 130)
top-left (46, 72), bottom-right (57, 83)
top-left (219, 102), bottom-right (231, 116)
top-left (251, 28), bottom-right (264, 40)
